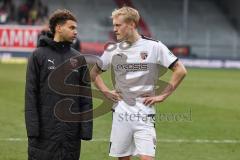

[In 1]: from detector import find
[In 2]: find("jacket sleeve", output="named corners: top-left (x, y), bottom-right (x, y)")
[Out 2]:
top-left (25, 52), bottom-right (40, 137)
top-left (78, 57), bottom-right (93, 141)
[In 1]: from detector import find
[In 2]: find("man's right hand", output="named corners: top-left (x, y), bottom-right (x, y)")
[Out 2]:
top-left (103, 90), bottom-right (122, 102)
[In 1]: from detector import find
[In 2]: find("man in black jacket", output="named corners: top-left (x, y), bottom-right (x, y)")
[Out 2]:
top-left (37, 21), bottom-right (82, 52)
top-left (25, 9), bottom-right (92, 160)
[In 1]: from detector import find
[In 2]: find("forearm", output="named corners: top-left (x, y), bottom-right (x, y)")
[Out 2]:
top-left (144, 61), bottom-right (187, 105)
top-left (94, 75), bottom-right (111, 94)
top-left (159, 61), bottom-right (187, 98)
top-left (170, 72), bottom-right (186, 90)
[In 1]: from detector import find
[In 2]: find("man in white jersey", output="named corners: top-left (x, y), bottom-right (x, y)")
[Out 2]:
top-left (90, 6), bottom-right (187, 160)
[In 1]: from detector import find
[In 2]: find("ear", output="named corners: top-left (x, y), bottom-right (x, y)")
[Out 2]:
top-left (55, 24), bottom-right (62, 33)
top-left (129, 21), bottom-right (136, 29)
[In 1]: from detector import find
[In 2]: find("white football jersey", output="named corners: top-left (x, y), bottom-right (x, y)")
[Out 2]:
top-left (98, 36), bottom-right (178, 114)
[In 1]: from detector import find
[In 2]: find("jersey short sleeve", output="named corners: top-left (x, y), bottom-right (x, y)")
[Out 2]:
top-left (155, 41), bottom-right (178, 68)
top-left (97, 51), bottom-right (111, 71)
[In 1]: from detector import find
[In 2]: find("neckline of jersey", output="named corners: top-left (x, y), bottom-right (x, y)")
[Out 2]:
top-left (131, 36), bottom-right (143, 46)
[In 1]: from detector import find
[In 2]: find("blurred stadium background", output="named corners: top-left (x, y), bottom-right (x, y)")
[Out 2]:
top-left (0, 0), bottom-right (240, 159)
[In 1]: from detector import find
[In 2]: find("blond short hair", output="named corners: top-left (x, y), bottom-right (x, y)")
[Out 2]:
top-left (111, 6), bottom-right (140, 27)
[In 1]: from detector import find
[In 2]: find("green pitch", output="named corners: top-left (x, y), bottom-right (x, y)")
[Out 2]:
top-left (0, 63), bottom-right (239, 160)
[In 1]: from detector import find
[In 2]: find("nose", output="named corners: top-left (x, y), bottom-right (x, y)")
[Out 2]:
top-left (74, 29), bottom-right (78, 35)
top-left (113, 26), bottom-right (117, 33)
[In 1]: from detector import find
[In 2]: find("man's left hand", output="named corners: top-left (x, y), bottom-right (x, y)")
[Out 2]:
top-left (143, 95), bottom-right (167, 106)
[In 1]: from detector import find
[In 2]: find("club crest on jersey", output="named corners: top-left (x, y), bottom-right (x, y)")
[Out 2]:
top-left (70, 58), bottom-right (78, 68)
top-left (140, 52), bottom-right (148, 60)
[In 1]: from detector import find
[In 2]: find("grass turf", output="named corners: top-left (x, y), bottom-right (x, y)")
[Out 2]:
top-left (0, 63), bottom-right (239, 160)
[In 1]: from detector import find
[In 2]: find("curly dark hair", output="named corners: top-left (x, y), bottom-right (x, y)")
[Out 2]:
top-left (49, 9), bottom-right (77, 34)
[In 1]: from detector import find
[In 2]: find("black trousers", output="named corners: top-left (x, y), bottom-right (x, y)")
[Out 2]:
top-left (28, 138), bottom-right (81, 160)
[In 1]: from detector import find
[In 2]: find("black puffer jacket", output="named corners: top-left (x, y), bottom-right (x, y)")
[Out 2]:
top-left (25, 32), bottom-right (92, 160)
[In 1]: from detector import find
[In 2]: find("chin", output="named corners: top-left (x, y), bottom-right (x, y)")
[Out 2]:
top-left (68, 39), bottom-right (74, 43)
top-left (70, 37), bottom-right (76, 42)
top-left (116, 37), bottom-right (123, 42)
top-left (116, 35), bottom-right (121, 40)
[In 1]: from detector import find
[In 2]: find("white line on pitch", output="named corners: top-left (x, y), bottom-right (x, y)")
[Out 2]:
top-left (1, 138), bottom-right (240, 144)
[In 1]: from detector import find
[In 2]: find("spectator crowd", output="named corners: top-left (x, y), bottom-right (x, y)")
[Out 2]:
top-left (0, 0), bottom-right (48, 25)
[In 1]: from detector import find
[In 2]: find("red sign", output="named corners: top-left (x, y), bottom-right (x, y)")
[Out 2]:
top-left (0, 25), bottom-right (43, 52)
top-left (169, 45), bottom-right (190, 57)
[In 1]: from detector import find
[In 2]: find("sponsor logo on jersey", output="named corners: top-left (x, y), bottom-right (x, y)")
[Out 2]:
top-left (48, 66), bottom-right (56, 70)
top-left (116, 53), bottom-right (123, 58)
top-left (70, 58), bottom-right (78, 68)
top-left (48, 59), bottom-right (55, 64)
top-left (140, 52), bottom-right (148, 60)
top-left (116, 63), bottom-right (148, 72)
top-left (48, 59), bottom-right (56, 70)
